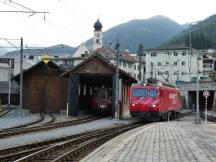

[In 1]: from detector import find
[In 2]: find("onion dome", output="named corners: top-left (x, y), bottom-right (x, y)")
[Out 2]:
top-left (94, 19), bottom-right (102, 31)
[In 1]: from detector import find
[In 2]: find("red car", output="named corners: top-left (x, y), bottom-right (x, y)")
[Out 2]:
top-left (129, 84), bottom-right (181, 121)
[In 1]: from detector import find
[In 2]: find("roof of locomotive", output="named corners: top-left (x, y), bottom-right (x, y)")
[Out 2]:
top-left (131, 84), bottom-right (179, 91)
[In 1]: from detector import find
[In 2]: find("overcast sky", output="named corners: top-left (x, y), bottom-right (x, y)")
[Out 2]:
top-left (0, 0), bottom-right (215, 49)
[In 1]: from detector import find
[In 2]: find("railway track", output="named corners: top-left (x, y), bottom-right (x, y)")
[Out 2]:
top-left (0, 121), bottom-right (146, 162)
top-left (0, 112), bottom-right (193, 162)
top-left (200, 112), bottom-right (216, 122)
top-left (0, 109), bottom-right (11, 118)
top-left (42, 113), bottom-right (56, 125)
top-left (0, 113), bottom-right (45, 133)
top-left (0, 115), bottom-right (104, 139)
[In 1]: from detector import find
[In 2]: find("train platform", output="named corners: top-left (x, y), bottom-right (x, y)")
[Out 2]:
top-left (81, 116), bottom-right (216, 162)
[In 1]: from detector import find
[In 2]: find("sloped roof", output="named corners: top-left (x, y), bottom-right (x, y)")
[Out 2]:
top-left (96, 47), bottom-right (136, 63)
top-left (73, 42), bottom-right (91, 58)
top-left (61, 52), bottom-right (137, 84)
top-left (14, 60), bottom-right (63, 82)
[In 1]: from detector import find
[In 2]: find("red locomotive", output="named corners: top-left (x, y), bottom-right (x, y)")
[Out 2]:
top-left (91, 86), bottom-right (112, 114)
top-left (129, 80), bottom-right (181, 121)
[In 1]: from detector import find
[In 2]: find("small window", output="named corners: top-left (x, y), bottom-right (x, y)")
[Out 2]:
top-left (151, 52), bottom-right (157, 57)
top-left (174, 62), bottom-right (178, 66)
top-left (174, 71), bottom-right (178, 75)
top-left (174, 51), bottom-right (178, 56)
top-left (132, 88), bottom-right (148, 97)
top-left (166, 62), bottom-right (169, 65)
top-left (150, 88), bottom-right (158, 98)
top-left (182, 51), bottom-right (186, 56)
top-left (158, 62), bottom-right (161, 66)
top-left (181, 72), bottom-right (187, 75)
top-left (182, 61), bottom-right (185, 66)
top-left (134, 64), bottom-right (136, 70)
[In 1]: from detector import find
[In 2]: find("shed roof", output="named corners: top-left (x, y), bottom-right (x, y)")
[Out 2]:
top-left (14, 60), bottom-right (64, 82)
top-left (61, 52), bottom-right (137, 84)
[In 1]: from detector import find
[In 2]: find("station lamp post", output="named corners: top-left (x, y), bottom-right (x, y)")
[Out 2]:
top-left (195, 56), bottom-right (201, 124)
top-left (114, 39), bottom-right (120, 119)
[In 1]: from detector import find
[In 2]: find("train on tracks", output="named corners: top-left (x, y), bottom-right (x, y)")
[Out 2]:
top-left (129, 79), bottom-right (181, 121)
top-left (91, 86), bottom-right (112, 114)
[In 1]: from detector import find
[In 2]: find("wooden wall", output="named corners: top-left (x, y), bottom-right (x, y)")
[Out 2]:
top-left (23, 63), bottom-right (68, 113)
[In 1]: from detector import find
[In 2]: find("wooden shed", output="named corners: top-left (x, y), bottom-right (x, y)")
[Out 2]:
top-left (15, 61), bottom-right (68, 113)
top-left (61, 52), bottom-right (137, 118)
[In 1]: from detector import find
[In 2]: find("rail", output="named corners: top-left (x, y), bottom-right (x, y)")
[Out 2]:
top-left (0, 115), bottom-right (104, 139)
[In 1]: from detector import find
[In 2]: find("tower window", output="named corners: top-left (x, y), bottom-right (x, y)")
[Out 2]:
top-left (96, 39), bottom-right (99, 43)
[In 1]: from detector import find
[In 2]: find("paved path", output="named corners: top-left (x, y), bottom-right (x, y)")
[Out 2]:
top-left (81, 116), bottom-right (216, 162)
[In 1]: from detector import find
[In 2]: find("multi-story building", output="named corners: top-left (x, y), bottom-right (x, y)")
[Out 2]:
top-left (145, 47), bottom-right (208, 84)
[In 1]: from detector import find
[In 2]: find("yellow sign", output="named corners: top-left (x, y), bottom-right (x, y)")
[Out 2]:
top-left (43, 54), bottom-right (50, 64)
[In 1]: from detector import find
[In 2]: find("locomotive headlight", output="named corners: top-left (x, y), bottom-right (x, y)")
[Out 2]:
top-left (148, 104), bottom-right (156, 108)
top-left (132, 104), bottom-right (135, 106)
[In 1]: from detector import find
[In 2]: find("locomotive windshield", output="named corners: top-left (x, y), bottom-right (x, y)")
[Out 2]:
top-left (132, 88), bottom-right (148, 97)
top-left (150, 88), bottom-right (158, 98)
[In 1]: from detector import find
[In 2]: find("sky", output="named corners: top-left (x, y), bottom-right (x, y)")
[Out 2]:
top-left (0, 0), bottom-right (215, 49)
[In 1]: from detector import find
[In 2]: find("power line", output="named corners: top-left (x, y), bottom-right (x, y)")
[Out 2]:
top-left (0, 0), bottom-right (49, 20)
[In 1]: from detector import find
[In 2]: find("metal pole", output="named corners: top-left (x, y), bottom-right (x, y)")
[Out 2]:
top-left (115, 39), bottom-right (120, 119)
top-left (19, 37), bottom-right (23, 116)
top-left (189, 23), bottom-right (192, 78)
top-left (205, 97), bottom-right (207, 124)
top-left (150, 62), bottom-right (153, 78)
top-left (195, 55), bottom-right (200, 124)
top-left (8, 59), bottom-right (11, 107)
top-left (138, 44), bottom-right (143, 82)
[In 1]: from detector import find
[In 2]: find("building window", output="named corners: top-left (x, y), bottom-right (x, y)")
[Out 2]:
top-left (182, 51), bottom-right (186, 56)
top-left (166, 61), bottom-right (169, 65)
top-left (181, 72), bottom-right (187, 75)
top-left (174, 71), bottom-right (178, 75)
top-left (134, 64), bottom-right (136, 70)
top-left (151, 52), bottom-right (157, 57)
top-left (158, 62), bottom-right (161, 66)
top-left (158, 71), bottom-right (162, 75)
top-left (123, 61), bottom-right (126, 67)
top-left (182, 61), bottom-right (185, 66)
top-left (203, 64), bottom-right (212, 68)
top-left (165, 71), bottom-right (169, 75)
top-left (174, 51), bottom-right (178, 56)
top-left (96, 39), bottom-right (99, 43)
top-left (128, 63), bottom-right (132, 68)
top-left (174, 62), bottom-right (178, 66)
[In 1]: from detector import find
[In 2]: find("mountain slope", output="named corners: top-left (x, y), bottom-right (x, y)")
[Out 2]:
top-left (86, 15), bottom-right (185, 52)
top-left (4, 44), bottom-right (76, 58)
top-left (164, 14), bottom-right (216, 49)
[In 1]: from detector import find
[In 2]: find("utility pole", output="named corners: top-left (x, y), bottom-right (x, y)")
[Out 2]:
top-left (150, 62), bottom-right (153, 78)
top-left (19, 37), bottom-right (23, 116)
top-left (8, 59), bottom-right (11, 107)
top-left (195, 55), bottom-right (201, 124)
top-left (177, 71), bottom-right (180, 88)
top-left (138, 44), bottom-right (144, 82)
top-left (189, 23), bottom-right (192, 78)
top-left (114, 38), bottom-right (120, 119)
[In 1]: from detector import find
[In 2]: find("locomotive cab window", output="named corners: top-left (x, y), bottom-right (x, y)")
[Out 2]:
top-left (150, 88), bottom-right (158, 98)
top-left (132, 88), bottom-right (148, 97)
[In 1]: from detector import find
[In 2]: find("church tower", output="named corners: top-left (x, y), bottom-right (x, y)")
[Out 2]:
top-left (93, 19), bottom-right (103, 51)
